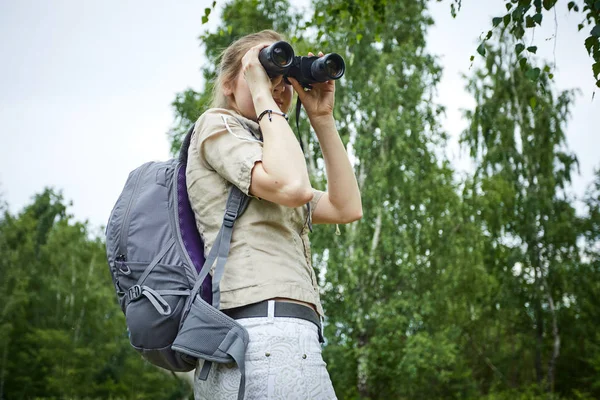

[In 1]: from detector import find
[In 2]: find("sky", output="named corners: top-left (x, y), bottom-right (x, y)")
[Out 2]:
top-left (0, 0), bottom-right (598, 234)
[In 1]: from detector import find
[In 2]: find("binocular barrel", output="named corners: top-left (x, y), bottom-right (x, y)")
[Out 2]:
top-left (258, 41), bottom-right (295, 76)
top-left (259, 41), bottom-right (346, 86)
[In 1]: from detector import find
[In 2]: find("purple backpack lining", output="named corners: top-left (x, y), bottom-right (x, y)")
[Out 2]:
top-left (177, 165), bottom-right (212, 304)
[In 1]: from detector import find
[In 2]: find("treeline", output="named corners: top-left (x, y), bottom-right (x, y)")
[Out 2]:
top-left (0, 191), bottom-right (191, 399)
top-left (1, 0), bottom-right (599, 399)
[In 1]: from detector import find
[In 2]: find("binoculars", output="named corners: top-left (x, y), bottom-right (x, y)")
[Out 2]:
top-left (258, 41), bottom-right (346, 88)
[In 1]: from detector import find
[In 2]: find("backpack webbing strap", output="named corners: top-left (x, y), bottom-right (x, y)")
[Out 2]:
top-left (197, 360), bottom-right (212, 380)
top-left (125, 238), bottom-right (190, 315)
top-left (218, 328), bottom-right (247, 400)
top-left (196, 186), bottom-right (250, 309)
top-left (195, 329), bottom-right (247, 400)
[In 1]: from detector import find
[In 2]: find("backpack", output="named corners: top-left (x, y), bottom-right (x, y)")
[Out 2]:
top-left (105, 123), bottom-right (252, 400)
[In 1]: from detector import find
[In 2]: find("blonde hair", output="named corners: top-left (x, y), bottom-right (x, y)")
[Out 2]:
top-left (211, 30), bottom-right (285, 109)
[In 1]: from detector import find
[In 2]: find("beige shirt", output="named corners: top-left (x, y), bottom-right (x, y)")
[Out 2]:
top-left (186, 108), bottom-right (325, 316)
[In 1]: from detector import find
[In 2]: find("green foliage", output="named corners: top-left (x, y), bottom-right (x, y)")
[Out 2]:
top-left (0, 189), bottom-right (191, 399)
top-left (166, 0), bottom-right (600, 398)
top-left (168, 0), bottom-right (303, 156)
top-left (478, 0), bottom-right (600, 88)
top-left (461, 39), bottom-right (600, 398)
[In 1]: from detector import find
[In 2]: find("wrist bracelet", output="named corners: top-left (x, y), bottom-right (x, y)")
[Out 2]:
top-left (257, 109), bottom-right (289, 123)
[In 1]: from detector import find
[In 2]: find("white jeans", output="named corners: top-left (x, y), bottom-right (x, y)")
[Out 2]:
top-left (194, 302), bottom-right (337, 400)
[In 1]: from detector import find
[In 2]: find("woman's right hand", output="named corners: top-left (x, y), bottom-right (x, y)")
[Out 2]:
top-left (241, 43), bottom-right (273, 98)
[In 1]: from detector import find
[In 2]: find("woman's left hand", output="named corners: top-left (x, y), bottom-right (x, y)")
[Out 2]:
top-left (288, 52), bottom-right (335, 124)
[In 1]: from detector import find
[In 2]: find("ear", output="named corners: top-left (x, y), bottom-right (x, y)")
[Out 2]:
top-left (222, 81), bottom-right (233, 96)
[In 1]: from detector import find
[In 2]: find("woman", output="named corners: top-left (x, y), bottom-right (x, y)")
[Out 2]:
top-left (186, 29), bottom-right (362, 400)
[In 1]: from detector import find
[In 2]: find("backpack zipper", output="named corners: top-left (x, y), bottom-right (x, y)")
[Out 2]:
top-left (116, 163), bottom-right (151, 263)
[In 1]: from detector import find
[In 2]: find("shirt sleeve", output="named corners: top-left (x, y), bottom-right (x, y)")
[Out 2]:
top-left (309, 189), bottom-right (325, 218)
top-left (195, 112), bottom-right (263, 195)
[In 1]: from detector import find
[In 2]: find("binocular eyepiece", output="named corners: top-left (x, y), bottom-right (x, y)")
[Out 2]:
top-left (258, 41), bottom-right (346, 88)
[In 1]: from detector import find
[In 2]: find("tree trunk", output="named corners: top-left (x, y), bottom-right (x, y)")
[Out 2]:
top-left (545, 281), bottom-right (560, 393)
top-left (533, 263), bottom-right (544, 385)
top-left (357, 333), bottom-right (370, 399)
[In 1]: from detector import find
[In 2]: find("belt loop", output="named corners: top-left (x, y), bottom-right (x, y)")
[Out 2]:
top-left (267, 300), bottom-right (275, 322)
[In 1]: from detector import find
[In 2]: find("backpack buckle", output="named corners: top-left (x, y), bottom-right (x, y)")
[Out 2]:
top-left (223, 210), bottom-right (237, 228)
top-left (128, 285), bottom-right (143, 301)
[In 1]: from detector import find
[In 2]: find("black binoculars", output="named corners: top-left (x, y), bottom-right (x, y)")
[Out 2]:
top-left (258, 41), bottom-right (346, 88)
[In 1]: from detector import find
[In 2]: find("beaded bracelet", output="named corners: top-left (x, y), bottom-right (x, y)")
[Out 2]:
top-left (257, 109), bottom-right (289, 123)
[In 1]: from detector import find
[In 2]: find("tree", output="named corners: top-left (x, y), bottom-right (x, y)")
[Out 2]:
top-left (0, 189), bottom-right (191, 399)
top-left (169, 0), bottom-right (600, 397)
top-left (461, 37), bottom-right (583, 395)
top-left (204, 0), bottom-right (600, 89)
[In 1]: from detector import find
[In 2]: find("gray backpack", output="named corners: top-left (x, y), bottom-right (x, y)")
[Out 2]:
top-left (106, 124), bottom-right (251, 400)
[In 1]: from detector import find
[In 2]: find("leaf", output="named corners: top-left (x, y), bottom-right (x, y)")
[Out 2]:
top-left (527, 46), bottom-right (538, 54)
top-left (568, 1), bottom-right (575, 11)
top-left (212, 0), bottom-right (216, 7)
top-left (514, 25), bottom-right (526, 39)
top-left (543, 65), bottom-right (551, 73)
top-left (492, 17), bottom-right (502, 27)
top-left (486, 30), bottom-right (493, 40)
top-left (506, 3), bottom-right (513, 11)
top-left (519, 57), bottom-right (529, 71)
top-left (529, 96), bottom-right (537, 109)
top-left (515, 43), bottom-right (526, 55)
top-left (543, 0), bottom-right (556, 11)
top-left (356, 33), bottom-right (363, 42)
top-left (512, 6), bottom-right (524, 22)
top-left (549, 73), bottom-right (554, 79)
top-left (591, 24), bottom-right (600, 38)
top-left (503, 13), bottom-right (512, 26)
top-left (533, 13), bottom-right (543, 25)
top-left (526, 67), bottom-right (541, 81)
top-left (477, 43), bottom-right (486, 56)
top-left (526, 16), bottom-right (535, 28)
top-left (585, 36), bottom-right (596, 55)
top-left (593, 62), bottom-right (600, 79)
top-left (470, 55), bottom-right (475, 62)
top-left (201, 15), bottom-right (208, 24)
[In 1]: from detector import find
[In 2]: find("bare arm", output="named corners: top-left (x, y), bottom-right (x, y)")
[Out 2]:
top-left (241, 43), bottom-right (313, 208)
top-left (249, 92), bottom-right (312, 207)
top-left (309, 117), bottom-right (362, 224)
top-left (288, 52), bottom-right (362, 224)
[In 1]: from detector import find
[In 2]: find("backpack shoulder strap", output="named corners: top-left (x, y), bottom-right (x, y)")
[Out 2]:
top-left (178, 123), bottom-right (196, 164)
top-left (193, 185), bottom-right (250, 309)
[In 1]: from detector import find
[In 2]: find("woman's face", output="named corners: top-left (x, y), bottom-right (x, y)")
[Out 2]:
top-left (229, 66), bottom-right (293, 121)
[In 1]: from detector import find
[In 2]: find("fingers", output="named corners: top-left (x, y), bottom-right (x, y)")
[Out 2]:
top-left (288, 77), bottom-right (309, 102)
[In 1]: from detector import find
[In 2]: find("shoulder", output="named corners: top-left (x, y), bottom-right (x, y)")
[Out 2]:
top-left (195, 108), bottom-right (261, 141)
top-left (195, 108), bottom-right (235, 131)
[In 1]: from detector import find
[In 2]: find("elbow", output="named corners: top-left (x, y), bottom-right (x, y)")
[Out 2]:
top-left (341, 207), bottom-right (363, 224)
top-left (279, 182), bottom-right (314, 208)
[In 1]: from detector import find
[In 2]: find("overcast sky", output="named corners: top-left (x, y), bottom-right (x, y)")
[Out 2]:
top-left (1, 1), bottom-right (598, 234)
